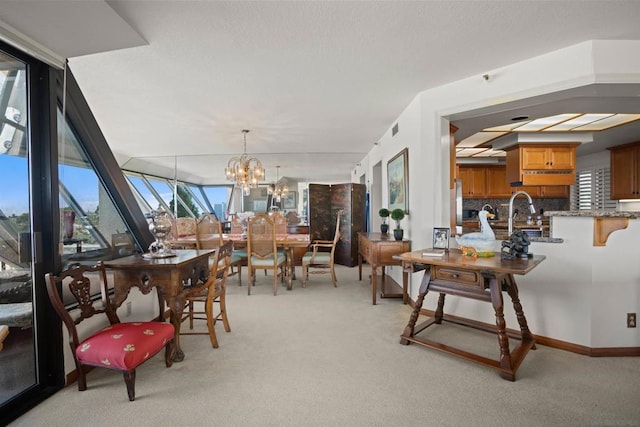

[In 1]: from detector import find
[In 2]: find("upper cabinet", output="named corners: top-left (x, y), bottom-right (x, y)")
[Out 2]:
top-left (459, 166), bottom-right (487, 198)
top-left (505, 144), bottom-right (578, 186)
top-left (609, 141), bottom-right (640, 199)
top-left (459, 165), bottom-right (569, 199)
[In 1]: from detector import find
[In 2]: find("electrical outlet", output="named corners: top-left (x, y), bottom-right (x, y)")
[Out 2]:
top-left (126, 301), bottom-right (132, 317)
top-left (627, 313), bottom-right (636, 328)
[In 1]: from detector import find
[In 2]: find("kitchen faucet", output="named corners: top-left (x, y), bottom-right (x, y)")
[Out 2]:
top-left (508, 191), bottom-right (536, 235)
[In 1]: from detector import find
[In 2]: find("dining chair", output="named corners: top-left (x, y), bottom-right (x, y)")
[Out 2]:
top-left (45, 262), bottom-right (175, 401)
top-left (228, 216), bottom-right (247, 285)
top-left (301, 209), bottom-right (343, 287)
top-left (247, 213), bottom-right (286, 296)
top-left (180, 240), bottom-right (233, 348)
top-left (271, 211), bottom-right (287, 235)
top-left (171, 216), bottom-right (198, 248)
top-left (196, 213), bottom-right (224, 250)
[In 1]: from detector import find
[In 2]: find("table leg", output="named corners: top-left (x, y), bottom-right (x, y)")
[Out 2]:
top-left (402, 265), bottom-right (409, 304)
top-left (489, 276), bottom-right (514, 380)
top-left (371, 264), bottom-right (378, 305)
top-left (434, 293), bottom-right (446, 324)
top-left (504, 274), bottom-right (536, 349)
top-left (286, 247), bottom-right (294, 291)
top-left (400, 266), bottom-right (431, 344)
top-left (163, 292), bottom-right (186, 362)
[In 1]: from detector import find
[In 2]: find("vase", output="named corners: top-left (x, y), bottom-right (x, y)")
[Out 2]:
top-left (393, 229), bottom-right (403, 241)
top-left (63, 211), bottom-right (76, 240)
top-left (380, 223), bottom-right (389, 234)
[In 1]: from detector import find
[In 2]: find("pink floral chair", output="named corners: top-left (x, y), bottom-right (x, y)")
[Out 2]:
top-left (45, 262), bottom-right (175, 401)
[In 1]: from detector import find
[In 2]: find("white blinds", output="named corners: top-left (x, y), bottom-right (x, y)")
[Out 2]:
top-left (571, 167), bottom-right (617, 211)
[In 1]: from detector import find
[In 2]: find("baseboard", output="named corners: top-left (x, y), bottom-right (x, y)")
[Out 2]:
top-left (410, 300), bottom-right (640, 357)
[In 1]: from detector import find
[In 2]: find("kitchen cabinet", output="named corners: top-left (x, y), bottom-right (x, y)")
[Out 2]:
top-left (520, 146), bottom-right (576, 170)
top-left (511, 185), bottom-right (569, 198)
top-left (458, 166), bottom-right (487, 198)
top-left (506, 144), bottom-right (578, 186)
top-left (485, 166), bottom-right (511, 198)
top-left (460, 166), bottom-right (568, 199)
top-left (609, 141), bottom-right (640, 199)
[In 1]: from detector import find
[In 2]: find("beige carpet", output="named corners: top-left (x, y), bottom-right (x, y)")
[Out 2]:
top-left (12, 265), bottom-right (640, 426)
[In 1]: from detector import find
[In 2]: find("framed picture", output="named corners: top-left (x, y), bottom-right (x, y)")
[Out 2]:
top-left (283, 191), bottom-right (297, 209)
top-left (433, 227), bottom-right (450, 250)
top-left (387, 148), bottom-right (409, 213)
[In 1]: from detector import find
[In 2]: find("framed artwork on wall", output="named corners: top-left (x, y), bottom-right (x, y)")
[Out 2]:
top-left (283, 191), bottom-right (297, 209)
top-left (433, 227), bottom-right (450, 250)
top-left (387, 148), bottom-right (409, 214)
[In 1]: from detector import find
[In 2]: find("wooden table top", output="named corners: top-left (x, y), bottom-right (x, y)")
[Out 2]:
top-left (395, 248), bottom-right (545, 276)
top-left (105, 249), bottom-right (215, 269)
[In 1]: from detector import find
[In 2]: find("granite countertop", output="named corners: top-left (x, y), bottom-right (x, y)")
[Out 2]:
top-left (545, 210), bottom-right (639, 218)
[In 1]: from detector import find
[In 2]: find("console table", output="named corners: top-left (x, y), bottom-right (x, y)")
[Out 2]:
top-left (105, 249), bottom-right (213, 362)
top-left (357, 232), bottom-right (411, 305)
top-left (395, 249), bottom-right (544, 381)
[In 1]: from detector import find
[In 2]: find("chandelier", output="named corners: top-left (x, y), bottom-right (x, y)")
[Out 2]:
top-left (225, 129), bottom-right (265, 195)
top-left (268, 166), bottom-right (289, 202)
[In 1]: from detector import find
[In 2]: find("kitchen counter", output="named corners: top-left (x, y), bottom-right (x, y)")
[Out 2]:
top-left (545, 210), bottom-right (638, 218)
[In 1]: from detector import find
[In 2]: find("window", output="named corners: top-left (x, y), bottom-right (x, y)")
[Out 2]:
top-left (571, 167), bottom-right (617, 211)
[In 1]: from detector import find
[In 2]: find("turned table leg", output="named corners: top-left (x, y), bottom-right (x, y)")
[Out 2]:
top-left (489, 276), bottom-right (514, 381)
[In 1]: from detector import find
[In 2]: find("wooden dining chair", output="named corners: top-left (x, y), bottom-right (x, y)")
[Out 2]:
top-left (301, 209), bottom-right (343, 287)
top-left (228, 216), bottom-right (247, 285)
top-left (247, 213), bottom-right (286, 296)
top-left (196, 213), bottom-right (224, 250)
top-left (45, 262), bottom-right (175, 401)
top-left (180, 240), bottom-right (233, 348)
top-left (271, 211), bottom-right (287, 235)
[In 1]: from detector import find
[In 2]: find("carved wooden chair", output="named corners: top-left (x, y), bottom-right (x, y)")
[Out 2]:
top-left (247, 213), bottom-right (286, 296)
top-left (45, 262), bottom-right (175, 401)
top-left (301, 209), bottom-right (343, 287)
top-left (171, 216), bottom-right (198, 248)
top-left (196, 213), bottom-right (224, 250)
top-left (181, 241), bottom-right (232, 348)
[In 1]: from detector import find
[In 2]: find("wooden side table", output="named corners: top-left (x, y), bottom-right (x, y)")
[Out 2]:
top-left (357, 232), bottom-right (411, 305)
top-left (396, 249), bottom-right (544, 381)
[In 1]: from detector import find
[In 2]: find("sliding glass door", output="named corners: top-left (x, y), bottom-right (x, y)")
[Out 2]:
top-left (0, 50), bottom-right (36, 409)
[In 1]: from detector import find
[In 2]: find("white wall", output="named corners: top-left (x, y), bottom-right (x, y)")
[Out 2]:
top-left (358, 40), bottom-right (640, 348)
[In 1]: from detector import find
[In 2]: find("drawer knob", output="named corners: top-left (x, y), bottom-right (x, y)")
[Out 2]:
top-left (452, 273), bottom-right (459, 278)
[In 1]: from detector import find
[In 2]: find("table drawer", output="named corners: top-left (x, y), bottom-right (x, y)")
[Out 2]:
top-left (376, 242), bottom-right (409, 264)
top-left (432, 266), bottom-right (482, 287)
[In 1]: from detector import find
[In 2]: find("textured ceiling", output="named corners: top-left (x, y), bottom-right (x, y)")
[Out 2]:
top-left (2, 1), bottom-right (640, 184)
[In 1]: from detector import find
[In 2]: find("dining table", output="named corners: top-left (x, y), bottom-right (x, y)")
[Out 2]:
top-left (167, 233), bottom-right (311, 290)
top-left (104, 249), bottom-right (214, 362)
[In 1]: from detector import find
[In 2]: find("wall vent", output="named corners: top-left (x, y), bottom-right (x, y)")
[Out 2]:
top-left (392, 123), bottom-right (399, 136)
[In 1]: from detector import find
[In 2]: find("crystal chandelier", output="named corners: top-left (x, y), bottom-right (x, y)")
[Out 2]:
top-left (225, 129), bottom-right (265, 195)
top-left (268, 165), bottom-right (289, 202)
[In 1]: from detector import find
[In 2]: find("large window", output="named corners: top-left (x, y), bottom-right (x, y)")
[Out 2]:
top-left (125, 171), bottom-right (232, 221)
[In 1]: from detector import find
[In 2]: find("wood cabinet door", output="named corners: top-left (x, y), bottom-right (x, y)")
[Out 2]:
top-left (485, 167), bottom-right (511, 197)
top-left (520, 147), bottom-right (549, 170)
top-left (512, 186), bottom-right (541, 197)
top-left (459, 167), bottom-right (486, 198)
top-left (548, 147), bottom-right (575, 170)
top-left (610, 144), bottom-right (637, 199)
top-left (540, 185), bottom-right (569, 198)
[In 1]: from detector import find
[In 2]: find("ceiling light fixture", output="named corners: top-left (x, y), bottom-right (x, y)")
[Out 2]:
top-left (225, 129), bottom-right (265, 196)
top-left (268, 165), bottom-right (289, 203)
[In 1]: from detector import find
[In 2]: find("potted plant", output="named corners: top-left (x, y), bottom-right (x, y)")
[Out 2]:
top-left (390, 208), bottom-right (405, 241)
top-left (378, 208), bottom-right (390, 233)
